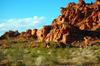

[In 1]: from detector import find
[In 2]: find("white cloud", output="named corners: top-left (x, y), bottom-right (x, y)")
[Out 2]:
top-left (0, 16), bottom-right (45, 35)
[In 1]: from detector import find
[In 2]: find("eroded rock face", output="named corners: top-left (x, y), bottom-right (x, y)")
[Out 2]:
top-left (1, 0), bottom-right (100, 47)
top-left (37, 25), bottom-right (52, 41)
top-left (78, 0), bottom-right (86, 6)
top-left (31, 29), bottom-right (37, 39)
top-left (41, 0), bottom-right (100, 46)
top-left (96, 0), bottom-right (100, 3)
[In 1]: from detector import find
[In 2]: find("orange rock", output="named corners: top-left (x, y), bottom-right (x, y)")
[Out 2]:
top-left (78, 0), bottom-right (86, 6)
top-left (96, 0), bottom-right (100, 5)
top-left (37, 26), bottom-right (51, 41)
top-left (1, 0), bottom-right (100, 47)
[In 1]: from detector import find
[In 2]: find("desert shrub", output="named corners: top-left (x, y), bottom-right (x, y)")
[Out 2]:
top-left (16, 60), bottom-right (26, 66)
top-left (38, 42), bottom-right (47, 48)
top-left (0, 51), bottom-right (6, 62)
top-left (47, 41), bottom-right (61, 48)
top-left (97, 56), bottom-right (100, 62)
top-left (0, 45), bottom-right (99, 65)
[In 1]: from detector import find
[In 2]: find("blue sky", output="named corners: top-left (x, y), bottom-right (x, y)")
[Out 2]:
top-left (0, 0), bottom-right (95, 35)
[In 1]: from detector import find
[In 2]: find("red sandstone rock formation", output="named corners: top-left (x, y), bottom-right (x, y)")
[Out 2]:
top-left (0, 0), bottom-right (100, 47)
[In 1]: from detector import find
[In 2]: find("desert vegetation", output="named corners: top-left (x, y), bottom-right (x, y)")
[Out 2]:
top-left (0, 0), bottom-right (100, 66)
top-left (0, 39), bottom-right (100, 66)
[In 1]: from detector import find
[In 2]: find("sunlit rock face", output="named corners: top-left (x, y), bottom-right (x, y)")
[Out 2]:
top-left (36, 0), bottom-right (100, 47)
top-left (1, 0), bottom-right (100, 47)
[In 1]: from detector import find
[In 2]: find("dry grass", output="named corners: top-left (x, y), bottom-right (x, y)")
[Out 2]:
top-left (0, 45), bottom-right (100, 66)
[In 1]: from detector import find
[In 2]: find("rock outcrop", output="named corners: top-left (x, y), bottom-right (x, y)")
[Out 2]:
top-left (0, 0), bottom-right (100, 47)
top-left (0, 30), bottom-right (20, 39)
